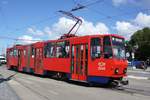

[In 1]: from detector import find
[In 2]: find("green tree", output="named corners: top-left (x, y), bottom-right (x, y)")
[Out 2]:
top-left (125, 41), bottom-right (133, 61)
top-left (129, 27), bottom-right (150, 60)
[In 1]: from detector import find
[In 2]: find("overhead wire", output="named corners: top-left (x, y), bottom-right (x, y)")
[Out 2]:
top-left (1, 0), bottom-right (105, 42)
top-left (70, 0), bottom-right (105, 12)
top-left (72, 0), bottom-right (78, 5)
top-left (1, 0), bottom-right (150, 42)
top-left (0, 12), bottom-right (59, 42)
top-left (87, 8), bottom-right (150, 21)
top-left (8, 14), bottom-right (59, 34)
top-left (71, 0), bottom-right (150, 28)
top-left (84, 0), bottom-right (105, 7)
top-left (70, 0), bottom-right (120, 23)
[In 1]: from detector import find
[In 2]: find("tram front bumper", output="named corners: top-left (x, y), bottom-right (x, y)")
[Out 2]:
top-left (120, 76), bottom-right (129, 85)
top-left (111, 76), bottom-right (129, 86)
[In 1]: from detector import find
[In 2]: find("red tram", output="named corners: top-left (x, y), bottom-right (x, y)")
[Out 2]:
top-left (6, 34), bottom-right (128, 85)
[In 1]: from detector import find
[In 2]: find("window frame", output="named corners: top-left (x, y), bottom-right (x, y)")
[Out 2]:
top-left (90, 37), bottom-right (102, 59)
top-left (103, 36), bottom-right (113, 58)
top-left (44, 40), bottom-right (70, 58)
top-left (44, 42), bottom-right (56, 58)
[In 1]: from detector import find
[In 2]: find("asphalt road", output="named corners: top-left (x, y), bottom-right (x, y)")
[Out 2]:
top-left (0, 65), bottom-right (150, 100)
top-left (128, 69), bottom-right (150, 78)
top-left (0, 73), bottom-right (20, 100)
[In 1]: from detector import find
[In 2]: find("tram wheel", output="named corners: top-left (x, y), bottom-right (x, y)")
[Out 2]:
top-left (56, 72), bottom-right (63, 80)
top-left (110, 81), bottom-right (119, 88)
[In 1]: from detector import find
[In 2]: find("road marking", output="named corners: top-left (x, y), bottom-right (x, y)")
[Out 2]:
top-left (128, 70), bottom-right (150, 74)
top-left (128, 75), bottom-right (149, 80)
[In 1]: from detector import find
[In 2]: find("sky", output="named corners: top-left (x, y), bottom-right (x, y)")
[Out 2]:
top-left (0, 0), bottom-right (150, 54)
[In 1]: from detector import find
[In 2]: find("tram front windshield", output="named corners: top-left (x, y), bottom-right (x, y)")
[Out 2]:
top-left (112, 37), bottom-right (125, 59)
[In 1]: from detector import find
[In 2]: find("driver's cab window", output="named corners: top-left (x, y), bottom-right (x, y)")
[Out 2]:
top-left (103, 36), bottom-right (113, 58)
top-left (91, 38), bottom-right (101, 58)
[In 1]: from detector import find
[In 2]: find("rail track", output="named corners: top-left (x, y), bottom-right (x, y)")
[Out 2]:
top-left (111, 85), bottom-right (150, 96)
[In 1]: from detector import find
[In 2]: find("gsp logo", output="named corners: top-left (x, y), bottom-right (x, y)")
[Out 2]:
top-left (98, 62), bottom-right (106, 71)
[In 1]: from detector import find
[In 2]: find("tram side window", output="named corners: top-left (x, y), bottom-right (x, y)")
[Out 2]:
top-left (10, 50), bottom-right (13, 56)
top-left (56, 41), bottom-right (70, 58)
top-left (91, 38), bottom-right (101, 58)
top-left (65, 41), bottom-right (70, 58)
top-left (31, 47), bottom-right (35, 57)
top-left (103, 36), bottom-right (113, 58)
top-left (45, 41), bottom-right (70, 58)
top-left (56, 45), bottom-right (62, 58)
top-left (44, 43), bottom-right (55, 58)
top-left (13, 49), bottom-right (18, 57)
top-left (24, 50), bottom-right (26, 56)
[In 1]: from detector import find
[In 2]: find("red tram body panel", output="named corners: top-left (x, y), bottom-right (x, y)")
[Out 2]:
top-left (6, 34), bottom-right (128, 85)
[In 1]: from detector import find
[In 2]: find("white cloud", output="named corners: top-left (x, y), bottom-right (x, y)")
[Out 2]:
top-left (79, 21), bottom-right (109, 35)
top-left (27, 27), bottom-right (44, 36)
top-left (25, 12), bottom-right (150, 41)
top-left (134, 12), bottom-right (150, 27)
top-left (47, 17), bottom-right (109, 39)
top-left (27, 28), bottom-right (34, 33)
top-left (18, 35), bottom-right (41, 44)
top-left (95, 22), bottom-right (109, 33)
top-left (52, 17), bottom-right (75, 35)
top-left (26, 17), bottom-right (109, 39)
top-left (112, 0), bottom-right (150, 7)
top-left (115, 12), bottom-right (150, 39)
top-left (44, 27), bottom-right (52, 35)
top-left (115, 21), bottom-right (139, 39)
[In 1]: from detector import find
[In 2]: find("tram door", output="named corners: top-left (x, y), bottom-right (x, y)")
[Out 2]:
top-left (71, 44), bottom-right (88, 81)
top-left (18, 50), bottom-right (22, 71)
top-left (26, 46), bottom-right (31, 72)
top-left (34, 48), bottom-right (43, 74)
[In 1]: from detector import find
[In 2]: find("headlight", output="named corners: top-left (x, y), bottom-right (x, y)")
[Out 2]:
top-left (114, 68), bottom-right (119, 74)
top-left (123, 68), bottom-right (127, 74)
